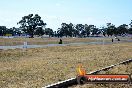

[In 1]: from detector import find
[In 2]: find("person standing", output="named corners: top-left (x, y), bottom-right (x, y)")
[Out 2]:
top-left (59, 39), bottom-right (62, 44)
top-left (112, 39), bottom-right (113, 42)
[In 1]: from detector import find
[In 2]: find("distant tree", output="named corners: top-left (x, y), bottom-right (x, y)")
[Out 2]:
top-left (61, 23), bottom-right (69, 37)
top-left (75, 24), bottom-right (85, 37)
top-left (91, 26), bottom-right (97, 36)
top-left (128, 20), bottom-right (132, 34)
top-left (57, 23), bottom-right (75, 37)
top-left (0, 26), bottom-right (7, 36)
top-left (45, 28), bottom-right (53, 37)
top-left (57, 28), bottom-right (62, 37)
top-left (6, 28), bottom-right (14, 35)
top-left (117, 24), bottom-right (128, 35)
top-left (84, 24), bottom-right (90, 37)
top-left (68, 23), bottom-right (74, 37)
top-left (72, 28), bottom-right (78, 37)
top-left (106, 23), bottom-right (116, 36)
top-left (87, 25), bottom-right (95, 36)
top-left (35, 27), bottom-right (44, 36)
top-left (12, 27), bottom-right (22, 36)
top-left (57, 23), bottom-right (102, 37)
top-left (18, 14), bottom-right (46, 38)
top-left (54, 31), bottom-right (57, 37)
top-left (100, 26), bottom-right (107, 37)
top-left (128, 28), bottom-right (132, 34)
top-left (92, 27), bottom-right (101, 36)
top-left (129, 20), bottom-right (132, 27)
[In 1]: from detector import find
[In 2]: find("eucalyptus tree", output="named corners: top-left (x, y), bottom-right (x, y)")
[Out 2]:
top-left (18, 14), bottom-right (46, 38)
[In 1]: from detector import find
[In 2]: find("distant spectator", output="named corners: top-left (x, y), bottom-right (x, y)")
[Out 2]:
top-left (117, 38), bottom-right (120, 41)
top-left (112, 39), bottom-right (113, 42)
top-left (59, 39), bottom-right (62, 44)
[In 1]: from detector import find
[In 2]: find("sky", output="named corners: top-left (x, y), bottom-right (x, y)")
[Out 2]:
top-left (0, 0), bottom-right (132, 30)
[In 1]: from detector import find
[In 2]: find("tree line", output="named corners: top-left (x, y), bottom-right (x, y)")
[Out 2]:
top-left (0, 14), bottom-right (132, 38)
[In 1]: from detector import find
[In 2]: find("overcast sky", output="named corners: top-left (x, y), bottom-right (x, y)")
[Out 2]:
top-left (0, 0), bottom-right (132, 30)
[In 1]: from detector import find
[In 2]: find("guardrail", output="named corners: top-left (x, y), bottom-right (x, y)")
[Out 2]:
top-left (43, 59), bottom-right (132, 88)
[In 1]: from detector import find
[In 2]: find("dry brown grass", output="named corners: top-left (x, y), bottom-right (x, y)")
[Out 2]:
top-left (0, 42), bottom-right (132, 88)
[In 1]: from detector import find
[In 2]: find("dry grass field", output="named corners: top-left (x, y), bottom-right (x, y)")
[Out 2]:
top-left (0, 42), bottom-right (132, 88)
